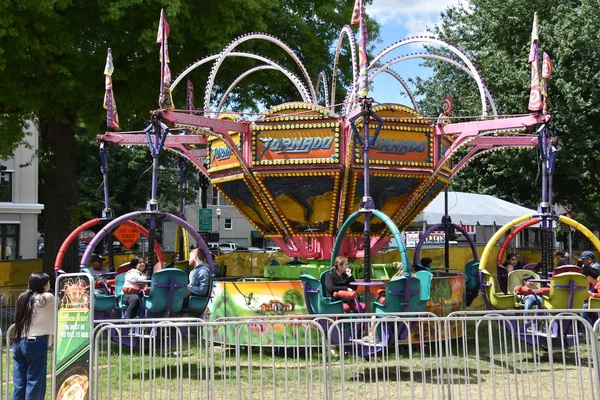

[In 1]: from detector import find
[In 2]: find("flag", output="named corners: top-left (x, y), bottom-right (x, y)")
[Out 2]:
top-left (541, 52), bottom-right (553, 114)
top-left (186, 80), bottom-right (194, 112)
top-left (351, 0), bottom-right (369, 98)
top-left (103, 48), bottom-right (120, 130)
top-left (527, 13), bottom-right (542, 112)
top-left (442, 94), bottom-right (453, 116)
top-left (157, 9), bottom-right (174, 109)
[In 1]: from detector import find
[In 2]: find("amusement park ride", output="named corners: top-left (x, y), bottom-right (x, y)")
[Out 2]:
top-left (55, 6), bottom-right (600, 349)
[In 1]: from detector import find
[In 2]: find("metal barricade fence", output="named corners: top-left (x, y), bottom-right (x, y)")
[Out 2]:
top-left (1, 312), bottom-right (600, 399)
top-left (92, 318), bottom-right (328, 400)
top-left (0, 291), bottom-right (21, 334)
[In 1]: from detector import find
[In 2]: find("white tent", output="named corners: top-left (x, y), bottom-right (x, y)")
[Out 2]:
top-left (412, 191), bottom-right (538, 226)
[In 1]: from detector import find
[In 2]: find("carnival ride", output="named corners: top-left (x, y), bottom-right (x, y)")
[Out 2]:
top-left (52, 7), bottom-right (600, 350)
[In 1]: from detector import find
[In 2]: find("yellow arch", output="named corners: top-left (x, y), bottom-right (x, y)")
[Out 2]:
top-left (174, 226), bottom-right (190, 260)
top-left (480, 214), bottom-right (600, 271)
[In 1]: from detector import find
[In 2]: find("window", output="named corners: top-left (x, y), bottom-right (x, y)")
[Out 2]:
top-left (0, 172), bottom-right (12, 202)
top-left (224, 218), bottom-right (232, 230)
top-left (0, 224), bottom-right (19, 260)
top-left (211, 186), bottom-right (219, 206)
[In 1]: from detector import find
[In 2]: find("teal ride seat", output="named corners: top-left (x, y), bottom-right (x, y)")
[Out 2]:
top-left (414, 270), bottom-right (433, 312)
top-left (114, 273), bottom-right (127, 310)
top-left (185, 273), bottom-right (214, 314)
top-left (82, 267), bottom-right (117, 312)
top-left (142, 269), bottom-right (188, 315)
top-left (464, 260), bottom-right (480, 292)
top-left (373, 275), bottom-right (422, 314)
top-left (319, 270), bottom-right (342, 305)
top-left (300, 274), bottom-right (344, 314)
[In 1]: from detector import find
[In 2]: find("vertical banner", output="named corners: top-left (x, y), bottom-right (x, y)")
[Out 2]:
top-left (53, 273), bottom-right (93, 400)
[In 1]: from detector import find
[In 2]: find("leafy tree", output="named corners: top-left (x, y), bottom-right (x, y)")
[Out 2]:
top-left (414, 0), bottom-right (600, 229)
top-left (282, 289), bottom-right (305, 311)
top-left (0, 0), bottom-right (379, 275)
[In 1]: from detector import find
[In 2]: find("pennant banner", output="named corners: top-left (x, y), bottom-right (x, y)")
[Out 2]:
top-left (541, 52), bottom-right (553, 114)
top-left (103, 48), bottom-right (120, 130)
top-left (351, 0), bottom-right (369, 98)
top-left (442, 93), bottom-right (453, 116)
top-left (186, 79), bottom-right (194, 112)
top-left (158, 9), bottom-right (174, 109)
top-left (527, 13), bottom-right (542, 112)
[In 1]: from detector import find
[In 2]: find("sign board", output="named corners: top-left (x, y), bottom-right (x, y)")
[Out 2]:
top-left (198, 208), bottom-right (213, 231)
top-left (53, 273), bottom-right (93, 400)
top-left (405, 231), bottom-right (446, 247)
top-left (113, 224), bottom-right (141, 249)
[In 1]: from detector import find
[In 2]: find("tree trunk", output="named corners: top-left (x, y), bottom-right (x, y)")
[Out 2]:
top-left (40, 111), bottom-right (78, 277)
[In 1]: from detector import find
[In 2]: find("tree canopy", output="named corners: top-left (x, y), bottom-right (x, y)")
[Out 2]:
top-left (415, 0), bottom-right (600, 229)
top-left (0, 0), bottom-right (378, 274)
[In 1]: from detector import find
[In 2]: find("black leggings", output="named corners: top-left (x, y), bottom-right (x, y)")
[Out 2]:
top-left (124, 293), bottom-right (142, 319)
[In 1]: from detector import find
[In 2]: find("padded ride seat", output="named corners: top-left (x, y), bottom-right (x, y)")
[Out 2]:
top-left (142, 269), bottom-right (188, 315)
top-left (185, 273), bottom-right (214, 314)
top-left (300, 274), bottom-right (344, 314)
top-left (589, 298), bottom-right (600, 309)
top-left (540, 272), bottom-right (588, 310)
top-left (83, 267), bottom-right (118, 313)
top-left (480, 270), bottom-right (515, 310)
top-left (373, 275), bottom-right (422, 314)
top-left (414, 270), bottom-right (433, 312)
top-left (507, 270), bottom-right (540, 294)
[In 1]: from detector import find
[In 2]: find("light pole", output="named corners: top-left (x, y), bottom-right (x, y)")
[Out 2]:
top-left (216, 207), bottom-right (221, 241)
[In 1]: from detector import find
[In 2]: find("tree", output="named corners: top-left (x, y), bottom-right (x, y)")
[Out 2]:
top-left (282, 289), bottom-right (305, 311)
top-left (0, 0), bottom-right (379, 276)
top-left (414, 0), bottom-right (600, 229)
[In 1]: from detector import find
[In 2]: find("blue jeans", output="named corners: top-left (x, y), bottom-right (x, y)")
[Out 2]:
top-left (12, 336), bottom-right (48, 400)
top-left (523, 294), bottom-right (541, 314)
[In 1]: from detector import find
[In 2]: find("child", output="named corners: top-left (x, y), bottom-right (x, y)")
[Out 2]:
top-left (513, 275), bottom-right (546, 311)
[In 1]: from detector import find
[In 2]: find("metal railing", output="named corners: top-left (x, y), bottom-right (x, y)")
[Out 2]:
top-left (1, 312), bottom-right (599, 399)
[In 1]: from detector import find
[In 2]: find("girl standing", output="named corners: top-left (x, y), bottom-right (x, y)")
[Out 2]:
top-left (12, 272), bottom-right (55, 400)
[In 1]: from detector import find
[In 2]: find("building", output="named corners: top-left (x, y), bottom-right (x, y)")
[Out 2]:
top-left (0, 123), bottom-right (44, 260)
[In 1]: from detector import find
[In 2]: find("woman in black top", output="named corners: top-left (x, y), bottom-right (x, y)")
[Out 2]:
top-left (324, 256), bottom-right (364, 312)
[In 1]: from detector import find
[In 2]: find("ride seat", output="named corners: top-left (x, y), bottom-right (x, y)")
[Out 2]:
top-left (185, 273), bottom-right (214, 315)
top-left (373, 275), bottom-right (421, 314)
top-left (541, 272), bottom-right (588, 310)
top-left (480, 270), bottom-right (515, 310)
top-left (464, 260), bottom-right (480, 293)
top-left (414, 270), bottom-right (433, 312)
top-left (507, 270), bottom-right (540, 294)
top-left (552, 265), bottom-right (582, 277)
top-left (300, 274), bottom-right (344, 314)
top-left (82, 267), bottom-right (118, 312)
top-left (142, 269), bottom-right (188, 315)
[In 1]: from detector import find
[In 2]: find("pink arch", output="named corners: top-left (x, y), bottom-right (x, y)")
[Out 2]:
top-left (496, 218), bottom-right (540, 265)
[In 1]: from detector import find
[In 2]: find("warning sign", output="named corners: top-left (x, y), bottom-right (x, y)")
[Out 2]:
top-left (113, 224), bottom-right (141, 249)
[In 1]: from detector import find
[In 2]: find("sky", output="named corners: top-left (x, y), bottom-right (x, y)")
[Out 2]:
top-left (365, 0), bottom-right (465, 105)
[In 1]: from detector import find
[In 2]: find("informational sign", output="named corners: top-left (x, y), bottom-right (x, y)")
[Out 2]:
top-left (53, 273), bottom-right (93, 400)
top-left (113, 223), bottom-right (141, 249)
top-left (405, 231), bottom-right (446, 247)
top-left (198, 208), bottom-right (213, 231)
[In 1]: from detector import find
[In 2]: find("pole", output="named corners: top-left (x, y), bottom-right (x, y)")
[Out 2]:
top-left (99, 143), bottom-right (115, 272)
top-left (361, 98), bottom-right (374, 312)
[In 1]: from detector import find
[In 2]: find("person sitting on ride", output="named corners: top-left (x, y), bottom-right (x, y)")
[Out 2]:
top-left (88, 254), bottom-right (110, 295)
top-left (514, 274), bottom-right (548, 311)
top-left (324, 256), bottom-right (365, 313)
top-left (581, 251), bottom-right (600, 272)
top-left (503, 253), bottom-right (519, 273)
top-left (580, 266), bottom-right (600, 321)
top-left (415, 257), bottom-right (432, 272)
top-left (187, 248), bottom-right (211, 297)
top-left (122, 257), bottom-right (149, 319)
top-left (555, 251), bottom-right (568, 268)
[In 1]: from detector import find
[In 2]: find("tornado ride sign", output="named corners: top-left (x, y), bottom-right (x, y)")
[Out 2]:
top-left (113, 223), bottom-right (142, 249)
top-left (53, 273), bottom-right (93, 400)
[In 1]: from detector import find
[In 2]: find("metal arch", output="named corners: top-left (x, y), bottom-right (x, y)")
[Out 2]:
top-left (367, 36), bottom-right (489, 116)
top-left (376, 68), bottom-right (420, 111)
top-left (216, 65), bottom-right (310, 113)
top-left (204, 33), bottom-right (317, 113)
top-left (171, 52), bottom-right (311, 103)
top-left (314, 70), bottom-right (330, 108)
top-left (331, 25), bottom-right (358, 113)
top-left (369, 53), bottom-right (498, 116)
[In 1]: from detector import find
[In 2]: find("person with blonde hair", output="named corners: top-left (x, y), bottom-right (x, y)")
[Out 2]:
top-left (324, 256), bottom-right (364, 312)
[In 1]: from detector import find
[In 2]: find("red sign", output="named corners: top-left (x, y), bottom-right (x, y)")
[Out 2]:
top-left (113, 224), bottom-right (141, 249)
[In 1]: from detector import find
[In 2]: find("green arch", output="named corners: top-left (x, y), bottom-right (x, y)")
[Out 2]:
top-left (330, 210), bottom-right (410, 276)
